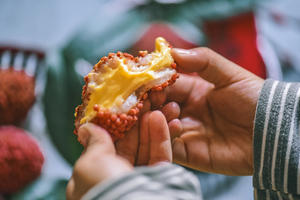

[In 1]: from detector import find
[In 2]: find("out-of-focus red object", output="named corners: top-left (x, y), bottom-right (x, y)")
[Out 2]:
top-left (0, 126), bottom-right (44, 194)
top-left (0, 69), bottom-right (35, 125)
top-left (204, 12), bottom-right (266, 78)
top-left (131, 23), bottom-right (197, 53)
top-left (131, 15), bottom-right (266, 79)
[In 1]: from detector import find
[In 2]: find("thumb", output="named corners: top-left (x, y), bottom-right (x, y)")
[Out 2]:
top-left (171, 47), bottom-right (254, 88)
top-left (78, 123), bottom-right (115, 154)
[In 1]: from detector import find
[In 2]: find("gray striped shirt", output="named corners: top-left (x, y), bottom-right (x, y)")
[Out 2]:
top-left (254, 79), bottom-right (300, 200)
top-left (82, 163), bottom-right (202, 200)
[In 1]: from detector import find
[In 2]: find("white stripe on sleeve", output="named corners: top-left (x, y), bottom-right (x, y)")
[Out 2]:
top-left (271, 83), bottom-right (291, 190)
top-left (284, 88), bottom-right (300, 193)
top-left (259, 81), bottom-right (279, 189)
top-left (277, 191), bottom-right (283, 200)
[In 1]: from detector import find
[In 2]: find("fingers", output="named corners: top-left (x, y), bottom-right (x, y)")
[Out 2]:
top-left (66, 178), bottom-right (75, 200)
top-left (161, 102), bottom-right (180, 122)
top-left (136, 112), bottom-right (151, 165)
top-left (172, 131), bottom-right (207, 171)
top-left (115, 100), bottom-right (150, 165)
top-left (149, 73), bottom-right (198, 107)
top-left (116, 124), bottom-right (139, 165)
top-left (168, 119), bottom-right (183, 139)
top-left (172, 48), bottom-right (253, 88)
top-left (78, 123), bottom-right (114, 154)
top-left (140, 99), bottom-right (151, 114)
top-left (150, 91), bottom-right (166, 108)
top-left (172, 130), bottom-right (225, 174)
top-left (148, 111), bottom-right (172, 165)
top-left (161, 102), bottom-right (182, 139)
top-left (166, 74), bottom-right (198, 104)
top-left (181, 117), bottom-right (205, 132)
top-left (137, 111), bottom-right (173, 165)
top-left (172, 137), bottom-right (187, 165)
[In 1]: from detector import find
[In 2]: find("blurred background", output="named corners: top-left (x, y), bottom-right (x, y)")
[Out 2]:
top-left (0, 0), bottom-right (300, 199)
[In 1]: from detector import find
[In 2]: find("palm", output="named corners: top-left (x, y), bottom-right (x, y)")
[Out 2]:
top-left (169, 74), bottom-right (263, 175)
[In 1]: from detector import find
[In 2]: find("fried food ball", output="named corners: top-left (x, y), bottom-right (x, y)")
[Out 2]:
top-left (0, 126), bottom-right (44, 194)
top-left (0, 69), bottom-right (35, 125)
top-left (75, 37), bottom-right (178, 141)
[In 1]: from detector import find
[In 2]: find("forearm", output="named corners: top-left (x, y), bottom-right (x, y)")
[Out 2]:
top-left (253, 79), bottom-right (300, 199)
top-left (82, 163), bottom-right (202, 200)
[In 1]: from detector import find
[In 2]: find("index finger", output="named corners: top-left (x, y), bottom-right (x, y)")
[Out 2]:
top-left (148, 111), bottom-right (172, 165)
top-left (171, 48), bottom-right (256, 89)
top-left (150, 73), bottom-right (198, 106)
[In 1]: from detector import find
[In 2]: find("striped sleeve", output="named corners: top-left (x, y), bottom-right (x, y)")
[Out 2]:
top-left (82, 163), bottom-right (202, 200)
top-left (253, 79), bottom-right (300, 199)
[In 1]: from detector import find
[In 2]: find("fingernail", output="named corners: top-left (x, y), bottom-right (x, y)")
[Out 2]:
top-left (78, 123), bottom-right (92, 147)
top-left (172, 48), bottom-right (197, 56)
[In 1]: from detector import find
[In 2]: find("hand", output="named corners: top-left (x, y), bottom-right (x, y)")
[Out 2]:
top-left (151, 47), bottom-right (264, 175)
top-left (115, 101), bottom-right (176, 166)
top-left (66, 110), bottom-right (172, 200)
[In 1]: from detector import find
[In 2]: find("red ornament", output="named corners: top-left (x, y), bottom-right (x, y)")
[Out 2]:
top-left (0, 69), bottom-right (35, 125)
top-left (0, 126), bottom-right (44, 194)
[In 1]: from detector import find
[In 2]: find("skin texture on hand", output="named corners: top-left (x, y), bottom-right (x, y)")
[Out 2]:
top-left (152, 47), bottom-right (264, 176)
top-left (66, 109), bottom-right (174, 200)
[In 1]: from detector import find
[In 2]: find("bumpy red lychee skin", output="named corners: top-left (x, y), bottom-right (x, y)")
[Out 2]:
top-left (0, 69), bottom-right (35, 125)
top-left (0, 126), bottom-right (44, 194)
top-left (74, 51), bottom-right (179, 142)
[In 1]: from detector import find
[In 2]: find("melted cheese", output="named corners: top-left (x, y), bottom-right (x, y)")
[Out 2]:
top-left (81, 37), bottom-right (173, 123)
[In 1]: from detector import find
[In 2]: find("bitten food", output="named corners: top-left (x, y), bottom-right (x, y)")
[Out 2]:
top-left (74, 37), bottom-right (178, 141)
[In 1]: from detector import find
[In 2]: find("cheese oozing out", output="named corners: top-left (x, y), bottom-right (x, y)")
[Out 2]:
top-left (80, 37), bottom-right (176, 124)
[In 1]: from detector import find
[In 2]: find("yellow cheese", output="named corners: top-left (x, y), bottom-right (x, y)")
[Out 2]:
top-left (81, 37), bottom-right (173, 123)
